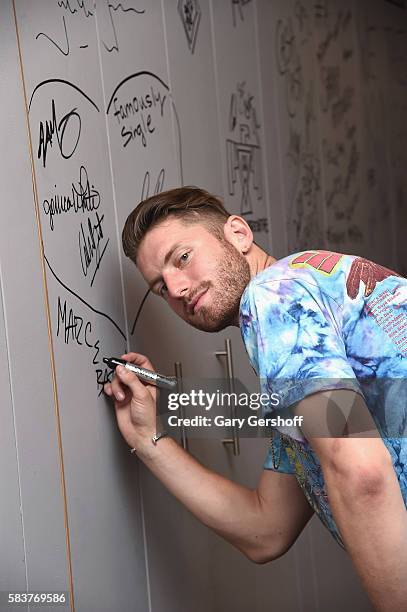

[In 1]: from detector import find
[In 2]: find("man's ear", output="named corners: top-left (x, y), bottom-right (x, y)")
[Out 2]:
top-left (223, 215), bottom-right (253, 253)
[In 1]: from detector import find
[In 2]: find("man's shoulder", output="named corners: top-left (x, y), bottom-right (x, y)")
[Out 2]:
top-left (246, 249), bottom-right (355, 294)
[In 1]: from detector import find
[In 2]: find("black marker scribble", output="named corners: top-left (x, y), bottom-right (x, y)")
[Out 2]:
top-left (323, 139), bottom-right (345, 168)
top-left (37, 99), bottom-right (81, 167)
top-left (129, 165), bottom-right (164, 335)
top-left (133, 164), bottom-right (166, 343)
top-left (295, 0), bottom-right (311, 39)
top-left (57, 296), bottom-right (100, 362)
top-left (56, 295), bottom-right (116, 396)
top-left (130, 289), bottom-right (150, 336)
top-left (36, 15), bottom-right (70, 56)
top-left (227, 82), bottom-right (262, 215)
top-left (231, 0), bottom-right (252, 28)
top-left (29, 79), bottom-right (99, 114)
top-left (107, 72), bottom-right (168, 150)
top-left (107, 72), bottom-right (182, 183)
top-left (331, 86), bottom-right (354, 128)
top-left (316, 9), bottom-right (352, 63)
top-left (106, 71), bottom-right (169, 113)
top-left (288, 153), bottom-right (321, 250)
top-left (178, 0), bottom-right (201, 54)
top-left (313, 2), bottom-right (362, 249)
top-left (43, 165), bottom-right (101, 231)
top-left (78, 211), bottom-right (110, 287)
top-left (96, 369), bottom-right (115, 396)
top-left (141, 168), bottom-right (165, 201)
top-left (114, 93), bottom-right (157, 148)
top-left (103, 1), bottom-right (145, 53)
top-left (325, 138), bottom-right (360, 225)
top-left (319, 65), bottom-right (340, 112)
top-left (276, 18), bottom-right (304, 117)
top-left (44, 253), bottom-right (126, 340)
top-left (171, 101), bottom-right (184, 185)
top-left (110, 1), bottom-right (145, 14)
top-left (57, 0), bottom-right (94, 18)
top-left (304, 83), bottom-right (316, 145)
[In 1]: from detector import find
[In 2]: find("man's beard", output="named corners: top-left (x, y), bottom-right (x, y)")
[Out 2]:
top-left (186, 239), bottom-right (251, 332)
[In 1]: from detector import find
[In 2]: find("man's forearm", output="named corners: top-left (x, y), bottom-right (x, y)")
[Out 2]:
top-left (324, 463), bottom-right (407, 611)
top-left (136, 436), bottom-right (279, 561)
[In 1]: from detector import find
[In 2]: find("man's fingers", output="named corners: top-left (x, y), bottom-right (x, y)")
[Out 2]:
top-left (108, 375), bottom-right (128, 401)
top-left (104, 352), bottom-right (156, 402)
top-left (120, 352), bottom-right (156, 372)
top-left (103, 381), bottom-right (125, 400)
top-left (115, 365), bottom-right (149, 400)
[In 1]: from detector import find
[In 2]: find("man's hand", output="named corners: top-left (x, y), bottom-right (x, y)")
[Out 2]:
top-left (103, 352), bottom-right (158, 452)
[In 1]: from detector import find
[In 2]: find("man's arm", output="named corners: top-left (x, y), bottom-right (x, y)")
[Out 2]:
top-left (293, 389), bottom-right (407, 612)
top-left (104, 352), bottom-right (313, 563)
top-left (137, 436), bottom-right (314, 563)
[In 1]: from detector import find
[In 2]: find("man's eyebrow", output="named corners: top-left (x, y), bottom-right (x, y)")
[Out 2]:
top-left (148, 242), bottom-right (183, 290)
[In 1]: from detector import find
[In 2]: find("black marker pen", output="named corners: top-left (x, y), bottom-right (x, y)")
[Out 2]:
top-left (103, 357), bottom-right (177, 390)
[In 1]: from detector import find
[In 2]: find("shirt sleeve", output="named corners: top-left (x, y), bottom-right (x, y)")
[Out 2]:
top-left (243, 278), bottom-right (365, 439)
top-left (263, 428), bottom-right (296, 474)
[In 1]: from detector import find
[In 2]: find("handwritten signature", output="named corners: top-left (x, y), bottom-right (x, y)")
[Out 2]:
top-left (78, 212), bottom-right (109, 287)
top-left (43, 165), bottom-right (100, 231)
top-left (38, 98), bottom-right (81, 167)
top-left (56, 295), bottom-right (115, 395)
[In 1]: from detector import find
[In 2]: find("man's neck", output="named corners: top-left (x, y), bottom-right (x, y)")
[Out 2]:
top-left (248, 245), bottom-right (277, 279)
top-left (232, 247), bottom-right (277, 327)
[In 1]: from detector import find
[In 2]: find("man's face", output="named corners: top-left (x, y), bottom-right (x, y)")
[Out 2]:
top-left (136, 217), bottom-right (251, 332)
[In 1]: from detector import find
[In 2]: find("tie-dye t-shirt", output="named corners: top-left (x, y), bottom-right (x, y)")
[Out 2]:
top-left (239, 250), bottom-right (407, 548)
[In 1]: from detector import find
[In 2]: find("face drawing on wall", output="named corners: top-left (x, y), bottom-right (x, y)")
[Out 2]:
top-left (136, 217), bottom-right (251, 332)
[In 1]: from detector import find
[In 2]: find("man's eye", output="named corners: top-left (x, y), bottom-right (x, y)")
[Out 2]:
top-left (159, 284), bottom-right (168, 297)
top-left (180, 252), bottom-right (189, 263)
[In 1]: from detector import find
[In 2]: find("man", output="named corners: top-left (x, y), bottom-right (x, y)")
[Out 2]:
top-left (104, 187), bottom-right (407, 611)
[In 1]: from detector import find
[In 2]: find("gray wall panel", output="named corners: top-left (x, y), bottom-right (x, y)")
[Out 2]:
top-left (0, 268), bottom-right (27, 597)
top-left (0, 0), bottom-right (71, 602)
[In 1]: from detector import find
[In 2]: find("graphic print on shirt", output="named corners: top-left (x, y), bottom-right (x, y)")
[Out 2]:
top-left (289, 250), bottom-right (343, 275)
top-left (346, 258), bottom-right (407, 357)
top-left (346, 257), bottom-right (401, 298)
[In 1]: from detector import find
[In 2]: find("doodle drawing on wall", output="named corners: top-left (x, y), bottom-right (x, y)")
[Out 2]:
top-left (226, 81), bottom-right (262, 216)
top-left (178, 0), bottom-right (201, 54)
top-left (231, 0), bottom-right (252, 28)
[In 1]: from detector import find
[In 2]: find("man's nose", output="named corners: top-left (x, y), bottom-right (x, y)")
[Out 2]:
top-left (163, 271), bottom-right (189, 299)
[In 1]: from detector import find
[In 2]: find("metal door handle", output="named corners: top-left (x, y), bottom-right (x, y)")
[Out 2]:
top-left (174, 361), bottom-right (188, 451)
top-left (215, 338), bottom-right (240, 456)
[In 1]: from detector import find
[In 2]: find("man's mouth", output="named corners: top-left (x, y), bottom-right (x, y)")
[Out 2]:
top-left (187, 289), bottom-right (208, 315)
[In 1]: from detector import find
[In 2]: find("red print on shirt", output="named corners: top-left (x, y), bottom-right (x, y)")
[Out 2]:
top-left (290, 250), bottom-right (343, 274)
top-left (346, 258), bottom-right (401, 299)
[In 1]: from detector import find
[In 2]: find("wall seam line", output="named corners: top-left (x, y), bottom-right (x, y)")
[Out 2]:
top-left (0, 259), bottom-right (29, 608)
